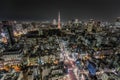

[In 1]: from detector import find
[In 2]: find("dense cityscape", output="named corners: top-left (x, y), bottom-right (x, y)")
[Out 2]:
top-left (0, 12), bottom-right (120, 80)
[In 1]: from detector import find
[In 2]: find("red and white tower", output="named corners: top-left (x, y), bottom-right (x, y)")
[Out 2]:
top-left (58, 11), bottom-right (61, 29)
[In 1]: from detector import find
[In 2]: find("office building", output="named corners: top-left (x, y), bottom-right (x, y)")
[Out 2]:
top-left (2, 21), bottom-right (15, 47)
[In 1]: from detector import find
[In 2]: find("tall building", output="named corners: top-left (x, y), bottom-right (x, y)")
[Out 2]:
top-left (115, 17), bottom-right (120, 28)
top-left (58, 12), bottom-right (61, 29)
top-left (53, 19), bottom-right (57, 25)
top-left (0, 22), bottom-right (2, 33)
top-left (74, 19), bottom-right (79, 23)
top-left (86, 19), bottom-right (95, 32)
top-left (2, 21), bottom-right (15, 46)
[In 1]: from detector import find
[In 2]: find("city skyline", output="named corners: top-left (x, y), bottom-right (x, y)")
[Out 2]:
top-left (0, 0), bottom-right (120, 21)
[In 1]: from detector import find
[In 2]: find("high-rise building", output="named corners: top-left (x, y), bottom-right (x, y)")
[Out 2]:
top-left (74, 19), bottom-right (79, 23)
top-left (53, 19), bottom-right (57, 25)
top-left (115, 17), bottom-right (120, 28)
top-left (86, 19), bottom-right (95, 32)
top-left (58, 12), bottom-right (61, 29)
top-left (2, 21), bottom-right (15, 46)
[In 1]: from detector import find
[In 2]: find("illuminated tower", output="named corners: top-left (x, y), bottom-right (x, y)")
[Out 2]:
top-left (58, 11), bottom-right (61, 29)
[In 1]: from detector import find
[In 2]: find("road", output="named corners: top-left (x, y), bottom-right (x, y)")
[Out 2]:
top-left (59, 40), bottom-right (118, 80)
top-left (42, 67), bottom-right (51, 79)
top-left (17, 72), bottom-right (23, 80)
top-left (59, 40), bottom-right (78, 80)
top-left (28, 75), bottom-right (33, 80)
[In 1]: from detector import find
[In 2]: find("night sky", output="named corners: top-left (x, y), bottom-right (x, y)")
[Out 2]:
top-left (0, 0), bottom-right (120, 21)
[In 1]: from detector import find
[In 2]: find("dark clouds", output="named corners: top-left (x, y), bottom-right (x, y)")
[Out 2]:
top-left (0, 0), bottom-right (120, 21)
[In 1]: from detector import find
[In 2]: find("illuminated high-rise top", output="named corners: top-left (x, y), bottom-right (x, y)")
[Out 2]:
top-left (58, 12), bottom-right (61, 29)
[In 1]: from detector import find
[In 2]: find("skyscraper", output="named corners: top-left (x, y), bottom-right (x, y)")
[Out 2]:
top-left (53, 19), bottom-right (57, 25)
top-left (115, 17), bottom-right (120, 28)
top-left (2, 21), bottom-right (15, 47)
top-left (58, 12), bottom-right (61, 29)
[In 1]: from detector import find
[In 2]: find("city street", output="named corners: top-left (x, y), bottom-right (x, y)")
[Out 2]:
top-left (0, 19), bottom-right (120, 80)
top-left (59, 41), bottom-right (77, 80)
